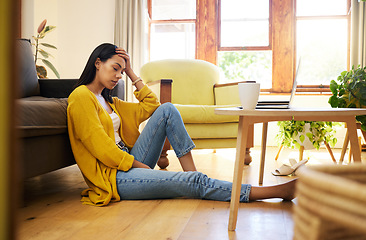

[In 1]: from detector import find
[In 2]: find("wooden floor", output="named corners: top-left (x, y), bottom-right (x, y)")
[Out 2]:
top-left (17, 146), bottom-right (365, 240)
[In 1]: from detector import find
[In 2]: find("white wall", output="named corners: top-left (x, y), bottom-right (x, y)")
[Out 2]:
top-left (21, 0), bottom-right (115, 79)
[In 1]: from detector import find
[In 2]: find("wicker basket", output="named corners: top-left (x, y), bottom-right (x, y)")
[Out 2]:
top-left (293, 163), bottom-right (366, 240)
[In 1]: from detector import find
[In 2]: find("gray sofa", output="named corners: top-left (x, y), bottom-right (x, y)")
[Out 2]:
top-left (17, 39), bottom-right (125, 179)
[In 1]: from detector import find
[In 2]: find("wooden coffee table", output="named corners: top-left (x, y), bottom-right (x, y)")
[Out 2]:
top-left (214, 107), bottom-right (366, 231)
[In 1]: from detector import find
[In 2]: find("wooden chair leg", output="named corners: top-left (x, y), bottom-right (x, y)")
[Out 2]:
top-left (324, 141), bottom-right (337, 163)
top-left (244, 124), bottom-right (254, 165)
top-left (348, 141), bottom-right (352, 163)
top-left (339, 129), bottom-right (349, 164)
top-left (244, 148), bottom-right (252, 165)
top-left (157, 138), bottom-right (170, 169)
top-left (299, 146), bottom-right (304, 161)
top-left (275, 144), bottom-right (284, 161)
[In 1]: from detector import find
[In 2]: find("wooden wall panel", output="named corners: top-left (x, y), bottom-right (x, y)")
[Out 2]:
top-left (196, 0), bottom-right (218, 64)
top-left (272, 0), bottom-right (295, 92)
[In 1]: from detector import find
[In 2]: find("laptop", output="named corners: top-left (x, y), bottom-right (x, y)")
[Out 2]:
top-left (255, 59), bottom-right (301, 109)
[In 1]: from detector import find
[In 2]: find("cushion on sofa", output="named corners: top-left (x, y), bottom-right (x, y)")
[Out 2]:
top-left (17, 97), bottom-right (68, 137)
top-left (17, 39), bottom-right (40, 97)
top-left (185, 122), bottom-right (239, 139)
top-left (174, 104), bottom-right (240, 123)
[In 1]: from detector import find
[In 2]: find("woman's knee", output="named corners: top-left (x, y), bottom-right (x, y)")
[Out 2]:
top-left (160, 102), bottom-right (176, 111)
top-left (158, 102), bottom-right (180, 117)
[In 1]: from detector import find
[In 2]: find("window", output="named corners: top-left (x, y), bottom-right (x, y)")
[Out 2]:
top-left (296, 0), bottom-right (350, 86)
top-left (218, 0), bottom-right (272, 88)
top-left (149, 0), bottom-right (196, 61)
top-left (219, 0), bottom-right (271, 49)
top-left (148, 0), bottom-right (351, 93)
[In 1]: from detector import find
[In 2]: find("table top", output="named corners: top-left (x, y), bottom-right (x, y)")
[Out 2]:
top-left (214, 107), bottom-right (366, 117)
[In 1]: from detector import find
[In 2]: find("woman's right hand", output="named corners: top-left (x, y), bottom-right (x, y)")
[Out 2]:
top-left (132, 159), bottom-right (151, 169)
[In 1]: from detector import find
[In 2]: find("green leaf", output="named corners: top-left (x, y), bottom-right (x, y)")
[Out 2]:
top-left (361, 124), bottom-right (366, 132)
top-left (41, 59), bottom-right (60, 79)
top-left (328, 95), bottom-right (338, 108)
top-left (39, 49), bottom-right (50, 58)
top-left (306, 132), bottom-right (313, 140)
top-left (41, 25), bottom-right (56, 35)
top-left (329, 80), bottom-right (338, 94)
top-left (40, 43), bottom-right (57, 49)
top-left (299, 135), bottom-right (305, 143)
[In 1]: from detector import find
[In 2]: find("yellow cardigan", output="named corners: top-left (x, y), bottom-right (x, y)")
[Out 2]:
top-left (67, 85), bottom-right (160, 206)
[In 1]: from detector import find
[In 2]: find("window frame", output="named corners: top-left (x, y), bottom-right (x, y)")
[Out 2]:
top-left (147, 0), bottom-right (351, 94)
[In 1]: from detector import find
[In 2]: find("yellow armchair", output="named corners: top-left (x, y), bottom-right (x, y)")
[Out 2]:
top-left (140, 59), bottom-right (254, 168)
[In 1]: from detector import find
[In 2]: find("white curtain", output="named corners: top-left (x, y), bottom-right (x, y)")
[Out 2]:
top-left (351, 0), bottom-right (366, 67)
top-left (114, 0), bottom-right (148, 101)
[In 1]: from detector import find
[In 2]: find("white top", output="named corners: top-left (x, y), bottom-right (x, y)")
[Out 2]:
top-left (95, 94), bottom-right (122, 144)
top-left (95, 94), bottom-right (110, 112)
top-left (109, 112), bottom-right (122, 144)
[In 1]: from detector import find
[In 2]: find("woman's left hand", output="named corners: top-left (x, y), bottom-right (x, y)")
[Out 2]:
top-left (115, 47), bottom-right (132, 75)
top-left (115, 47), bottom-right (142, 87)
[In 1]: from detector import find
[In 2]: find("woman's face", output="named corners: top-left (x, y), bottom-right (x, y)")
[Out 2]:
top-left (94, 54), bottom-right (126, 90)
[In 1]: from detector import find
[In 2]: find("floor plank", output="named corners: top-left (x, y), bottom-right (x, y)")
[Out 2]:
top-left (17, 146), bottom-right (365, 240)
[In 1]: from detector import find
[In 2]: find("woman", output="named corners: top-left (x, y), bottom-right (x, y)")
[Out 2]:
top-left (67, 43), bottom-right (296, 206)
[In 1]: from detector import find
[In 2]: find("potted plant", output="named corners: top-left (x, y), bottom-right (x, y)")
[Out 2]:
top-left (276, 120), bottom-right (338, 150)
top-left (32, 19), bottom-right (60, 78)
top-left (329, 65), bottom-right (366, 131)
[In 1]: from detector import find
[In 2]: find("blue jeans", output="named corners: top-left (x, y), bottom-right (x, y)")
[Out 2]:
top-left (116, 103), bottom-right (252, 202)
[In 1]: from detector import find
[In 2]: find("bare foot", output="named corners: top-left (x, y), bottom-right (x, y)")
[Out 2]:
top-left (279, 178), bottom-right (298, 201)
top-left (249, 178), bottom-right (298, 201)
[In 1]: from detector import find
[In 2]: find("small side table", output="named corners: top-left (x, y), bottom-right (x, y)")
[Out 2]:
top-left (214, 107), bottom-right (366, 231)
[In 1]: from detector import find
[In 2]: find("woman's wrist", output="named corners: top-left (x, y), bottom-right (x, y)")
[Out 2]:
top-left (131, 77), bottom-right (142, 85)
top-left (125, 69), bottom-right (136, 79)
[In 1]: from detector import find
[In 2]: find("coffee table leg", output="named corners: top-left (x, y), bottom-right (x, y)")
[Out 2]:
top-left (346, 119), bottom-right (362, 162)
top-left (259, 122), bottom-right (268, 185)
top-left (229, 116), bottom-right (250, 231)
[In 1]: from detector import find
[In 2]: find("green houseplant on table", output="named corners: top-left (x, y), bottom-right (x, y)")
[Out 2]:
top-left (329, 65), bottom-right (366, 131)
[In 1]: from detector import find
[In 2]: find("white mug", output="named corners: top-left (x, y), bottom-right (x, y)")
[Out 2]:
top-left (238, 83), bottom-right (260, 109)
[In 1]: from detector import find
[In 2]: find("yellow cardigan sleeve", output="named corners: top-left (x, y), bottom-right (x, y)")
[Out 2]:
top-left (67, 86), bottom-right (134, 171)
top-left (113, 85), bottom-right (161, 147)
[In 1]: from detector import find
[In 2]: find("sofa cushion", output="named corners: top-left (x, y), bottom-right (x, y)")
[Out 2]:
top-left (17, 39), bottom-right (40, 97)
top-left (17, 97), bottom-right (68, 137)
top-left (174, 104), bottom-right (240, 123)
top-left (185, 122), bottom-right (239, 139)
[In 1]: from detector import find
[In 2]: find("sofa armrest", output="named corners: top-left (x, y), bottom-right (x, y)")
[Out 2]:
top-left (146, 79), bottom-right (172, 103)
top-left (214, 81), bottom-right (255, 105)
top-left (39, 79), bottom-right (77, 98)
top-left (39, 79), bottom-right (125, 100)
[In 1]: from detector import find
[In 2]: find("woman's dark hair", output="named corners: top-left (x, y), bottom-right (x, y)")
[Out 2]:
top-left (75, 43), bottom-right (118, 103)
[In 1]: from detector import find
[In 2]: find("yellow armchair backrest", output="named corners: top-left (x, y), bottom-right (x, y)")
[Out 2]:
top-left (140, 59), bottom-right (220, 105)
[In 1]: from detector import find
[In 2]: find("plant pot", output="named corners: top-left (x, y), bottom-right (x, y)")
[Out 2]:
top-left (293, 123), bottom-right (315, 150)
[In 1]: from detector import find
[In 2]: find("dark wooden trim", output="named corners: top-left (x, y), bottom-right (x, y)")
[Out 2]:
top-left (272, 0), bottom-right (295, 92)
top-left (196, 0), bottom-right (218, 64)
top-left (147, 79), bottom-right (173, 103)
